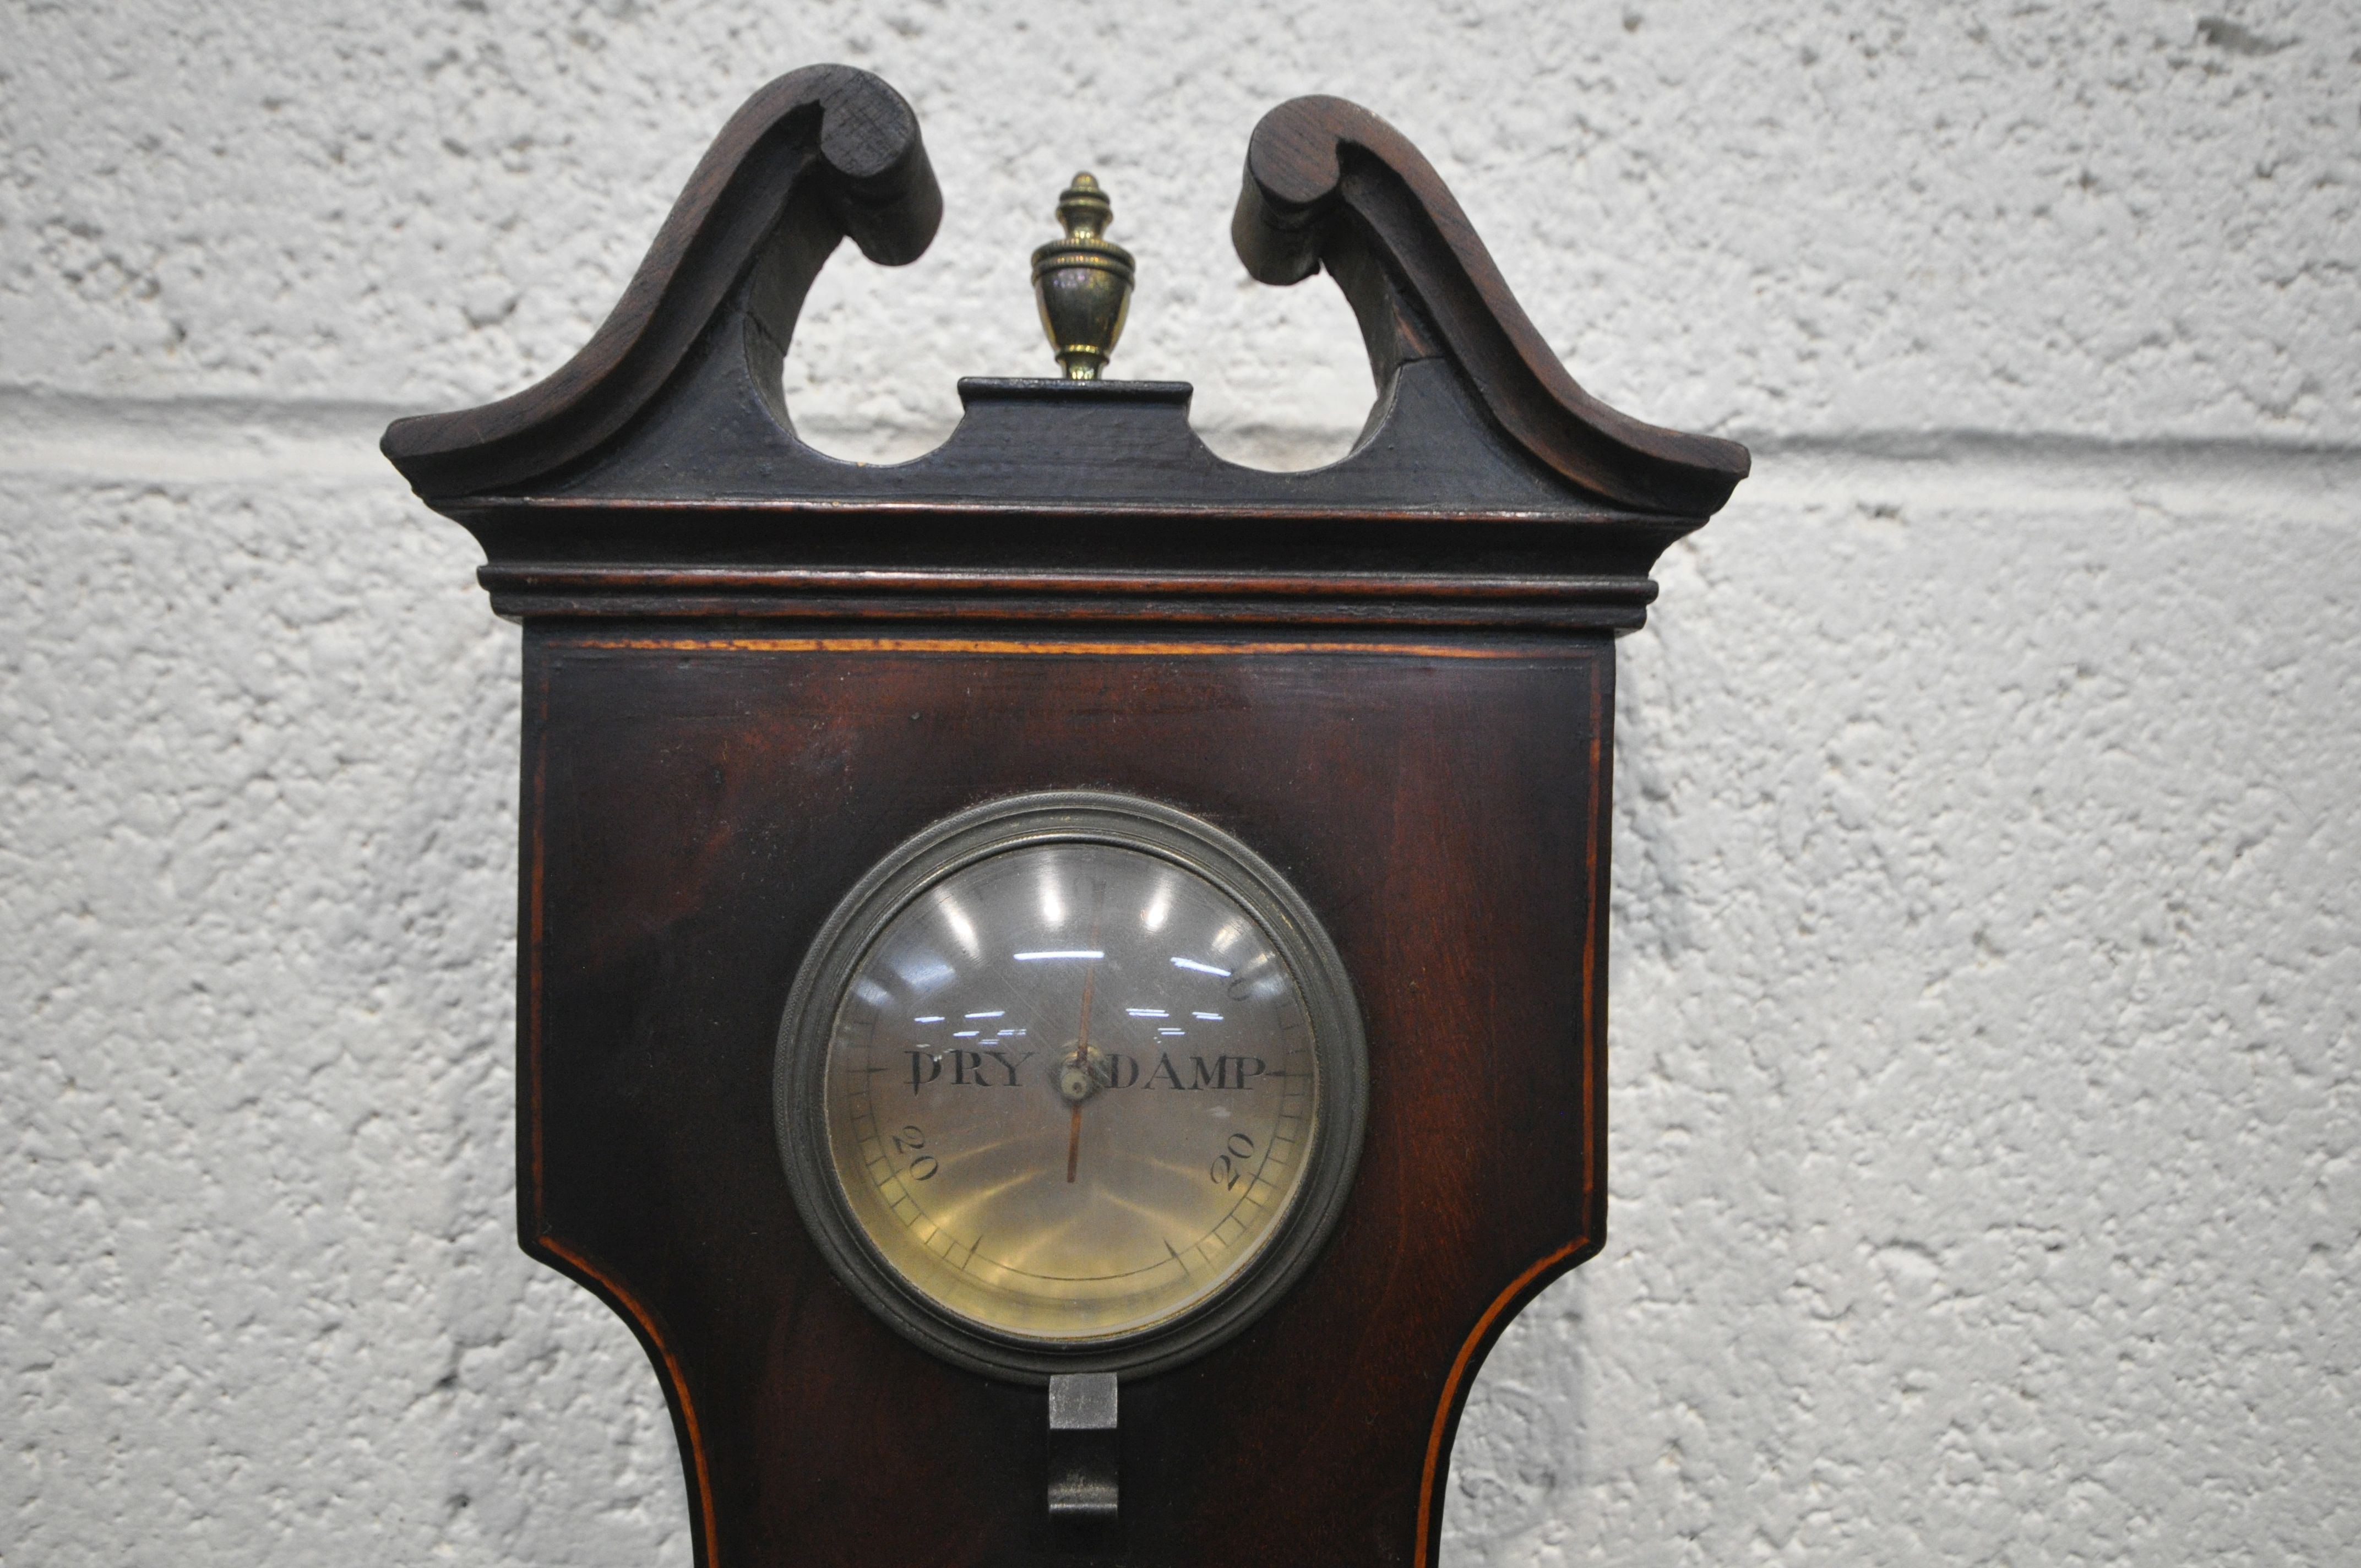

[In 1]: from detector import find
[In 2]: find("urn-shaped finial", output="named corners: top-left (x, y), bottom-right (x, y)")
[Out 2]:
top-left (1031, 172), bottom-right (1135, 380)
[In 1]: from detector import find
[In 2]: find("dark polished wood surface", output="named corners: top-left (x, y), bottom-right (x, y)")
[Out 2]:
top-left (380, 64), bottom-right (939, 498)
top-left (379, 61), bottom-right (1748, 1568)
top-left (1233, 94), bottom-right (1747, 515)
top-left (382, 70), bottom-right (1741, 532)
top-left (523, 630), bottom-right (1612, 1567)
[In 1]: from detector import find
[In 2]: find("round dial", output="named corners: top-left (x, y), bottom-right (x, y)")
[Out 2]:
top-left (777, 794), bottom-right (1365, 1380)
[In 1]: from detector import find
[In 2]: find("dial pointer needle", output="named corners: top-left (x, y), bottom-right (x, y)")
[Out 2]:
top-left (1067, 883), bottom-right (1105, 1184)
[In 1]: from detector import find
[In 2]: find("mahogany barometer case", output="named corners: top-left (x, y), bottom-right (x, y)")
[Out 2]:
top-left (382, 64), bottom-right (1746, 1568)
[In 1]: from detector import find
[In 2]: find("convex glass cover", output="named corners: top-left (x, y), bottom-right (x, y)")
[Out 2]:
top-left (776, 793), bottom-right (1366, 1380)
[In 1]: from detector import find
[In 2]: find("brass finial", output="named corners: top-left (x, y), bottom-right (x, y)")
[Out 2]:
top-left (1031, 172), bottom-right (1135, 380)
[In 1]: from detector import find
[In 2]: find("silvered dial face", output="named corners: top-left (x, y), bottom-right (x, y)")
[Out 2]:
top-left (823, 841), bottom-right (1318, 1344)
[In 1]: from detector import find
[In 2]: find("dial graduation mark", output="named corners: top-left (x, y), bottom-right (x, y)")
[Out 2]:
top-left (826, 841), bottom-right (1319, 1338)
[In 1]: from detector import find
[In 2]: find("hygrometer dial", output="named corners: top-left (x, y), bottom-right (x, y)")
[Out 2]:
top-left (777, 793), bottom-right (1366, 1381)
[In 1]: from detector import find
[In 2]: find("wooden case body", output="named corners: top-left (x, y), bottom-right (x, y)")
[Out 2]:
top-left (525, 629), bottom-right (1609, 1565)
top-left (381, 64), bottom-right (1745, 1568)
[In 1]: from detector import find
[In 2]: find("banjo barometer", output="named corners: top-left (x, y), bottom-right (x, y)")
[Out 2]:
top-left (384, 64), bottom-right (1745, 1568)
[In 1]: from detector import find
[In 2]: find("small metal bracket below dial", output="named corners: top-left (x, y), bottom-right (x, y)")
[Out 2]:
top-left (1048, 1372), bottom-right (1120, 1532)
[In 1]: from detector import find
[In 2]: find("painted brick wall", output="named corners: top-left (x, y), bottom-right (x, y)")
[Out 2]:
top-left (4, 3), bottom-right (2354, 1562)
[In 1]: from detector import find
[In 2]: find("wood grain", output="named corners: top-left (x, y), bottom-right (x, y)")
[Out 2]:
top-left (378, 67), bottom-right (1750, 1568)
top-left (1233, 95), bottom-right (1750, 516)
top-left (521, 632), bottom-right (1612, 1567)
top-left (432, 371), bottom-right (1711, 624)
top-left (380, 64), bottom-right (939, 498)
top-left (382, 74), bottom-right (1744, 532)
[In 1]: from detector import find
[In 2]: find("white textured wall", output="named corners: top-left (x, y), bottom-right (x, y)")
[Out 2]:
top-left (4, 2), bottom-right (2355, 1562)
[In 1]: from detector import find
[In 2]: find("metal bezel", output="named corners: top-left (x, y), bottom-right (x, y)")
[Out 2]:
top-left (775, 791), bottom-right (1367, 1384)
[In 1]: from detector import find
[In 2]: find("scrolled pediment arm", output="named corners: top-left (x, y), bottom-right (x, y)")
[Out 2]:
top-left (383, 64), bottom-right (940, 499)
top-left (1232, 94), bottom-right (1747, 516)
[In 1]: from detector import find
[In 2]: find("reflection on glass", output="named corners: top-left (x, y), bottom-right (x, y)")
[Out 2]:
top-left (824, 842), bottom-right (1319, 1343)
